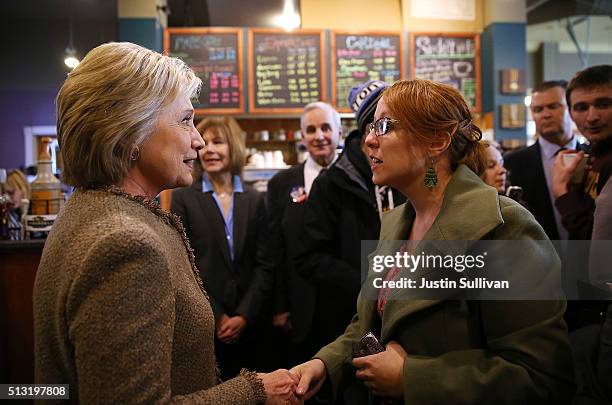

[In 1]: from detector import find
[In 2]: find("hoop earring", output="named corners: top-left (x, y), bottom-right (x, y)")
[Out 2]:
top-left (424, 156), bottom-right (438, 189)
top-left (130, 146), bottom-right (140, 161)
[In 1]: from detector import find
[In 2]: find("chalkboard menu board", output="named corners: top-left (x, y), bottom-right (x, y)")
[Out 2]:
top-left (331, 32), bottom-right (404, 111)
top-left (248, 29), bottom-right (325, 114)
top-left (410, 33), bottom-right (481, 111)
top-left (164, 28), bottom-right (244, 114)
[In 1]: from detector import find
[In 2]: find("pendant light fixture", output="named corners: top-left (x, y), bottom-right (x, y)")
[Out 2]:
top-left (274, 0), bottom-right (301, 32)
top-left (64, 0), bottom-right (80, 70)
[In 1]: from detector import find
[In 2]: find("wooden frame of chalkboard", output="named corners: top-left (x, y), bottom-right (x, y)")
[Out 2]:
top-left (164, 27), bottom-right (245, 115)
top-left (248, 28), bottom-right (326, 114)
top-left (330, 31), bottom-right (405, 113)
top-left (409, 32), bottom-right (481, 112)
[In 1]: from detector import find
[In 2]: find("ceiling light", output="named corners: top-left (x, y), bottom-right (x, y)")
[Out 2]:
top-left (274, 0), bottom-right (301, 31)
top-left (64, 1), bottom-right (79, 70)
top-left (64, 46), bottom-right (80, 69)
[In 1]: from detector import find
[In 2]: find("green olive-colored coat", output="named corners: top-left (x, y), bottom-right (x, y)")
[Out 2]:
top-left (315, 165), bottom-right (575, 404)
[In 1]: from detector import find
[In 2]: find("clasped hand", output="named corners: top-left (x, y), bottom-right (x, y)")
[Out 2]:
top-left (290, 359), bottom-right (327, 401)
top-left (273, 312), bottom-right (292, 333)
top-left (258, 369), bottom-right (303, 405)
top-left (216, 314), bottom-right (247, 344)
top-left (288, 341), bottom-right (407, 401)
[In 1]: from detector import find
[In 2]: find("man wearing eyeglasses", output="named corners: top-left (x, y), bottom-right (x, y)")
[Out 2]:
top-left (267, 101), bottom-right (342, 366)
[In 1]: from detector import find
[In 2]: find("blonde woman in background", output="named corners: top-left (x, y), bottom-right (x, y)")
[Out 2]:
top-left (5, 169), bottom-right (30, 207)
top-left (172, 117), bottom-right (275, 381)
top-left (34, 42), bottom-right (298, 404)
top-left (4, 169), bottom-right (30, 239)
top-left (481, 141), bottom-right (507, 193)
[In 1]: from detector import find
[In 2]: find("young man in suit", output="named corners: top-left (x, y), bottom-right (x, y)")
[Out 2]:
top-left (267, 102), bottom-right (341, 364)
top-left (553, 66), bottom-right (612, 402)
top-left (505, 80), bottom-right (580, 240)
top-left (552, 65), bottom-right (612, 240)
top-left (549, 65), bottom-right (612, 331)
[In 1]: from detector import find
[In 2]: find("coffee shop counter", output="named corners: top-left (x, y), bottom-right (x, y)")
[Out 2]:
top-left (0, 239), bottom-right (46, 385)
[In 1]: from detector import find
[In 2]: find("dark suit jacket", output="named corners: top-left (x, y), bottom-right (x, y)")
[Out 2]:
top-left (505, 140), bottom-right (560, 240)
top-left (266, 163), bottom-right (316, 343)
top-left (171, 180), bottom-right (274, 326)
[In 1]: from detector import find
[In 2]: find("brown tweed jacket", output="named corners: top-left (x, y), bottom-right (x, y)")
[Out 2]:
top-left (33, 189), bottom-right (266, 404)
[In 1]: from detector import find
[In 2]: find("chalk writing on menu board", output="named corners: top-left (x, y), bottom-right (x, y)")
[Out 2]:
top-left (252, 32), bottom-right (322, 109)
top-left (169, 31), bottom-right (241, 110)
top-left (333, 34), bottom-right (402, 109)
top-left (412, 34), bottom-right (479, 109)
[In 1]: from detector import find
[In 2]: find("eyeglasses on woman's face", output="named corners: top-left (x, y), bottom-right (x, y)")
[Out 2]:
top-left (366, 117), bottom-right (400, 137)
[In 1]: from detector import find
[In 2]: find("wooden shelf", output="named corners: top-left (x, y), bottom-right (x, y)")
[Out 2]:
top-left (246, 140), bottom-right (299, 146)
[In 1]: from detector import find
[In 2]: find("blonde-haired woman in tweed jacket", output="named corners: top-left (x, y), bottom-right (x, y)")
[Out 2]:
top-left (33, 42), bottom-right (299, 405)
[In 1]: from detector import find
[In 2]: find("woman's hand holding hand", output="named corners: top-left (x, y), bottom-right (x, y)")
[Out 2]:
top-left (352, 341), bottom-right (407, 398)
top-left (290, 359), bottom-right (327, 401)
top-left (258, 369), bottom-right (301, 405)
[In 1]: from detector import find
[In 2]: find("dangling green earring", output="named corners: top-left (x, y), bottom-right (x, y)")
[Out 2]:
top-left (424, 157), bottom-right (438, 189)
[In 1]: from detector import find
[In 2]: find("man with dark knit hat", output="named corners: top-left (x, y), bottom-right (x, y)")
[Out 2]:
top-left (351, 80), bottom-right (388, 135)
top-left (349, 80), bottom-right (403, 216)
top-left (292, 80), bottom-right (404, 363)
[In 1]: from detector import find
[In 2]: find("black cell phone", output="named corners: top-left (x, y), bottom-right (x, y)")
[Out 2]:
top-left (353, 332), bottom-right (401, 405)
top-left (506, 185), bottom-right (523, 202)
top-left (352, 332), bottom-right (384, 358)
